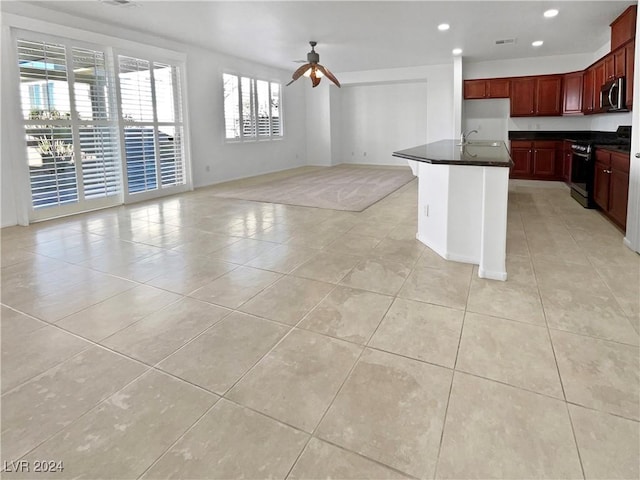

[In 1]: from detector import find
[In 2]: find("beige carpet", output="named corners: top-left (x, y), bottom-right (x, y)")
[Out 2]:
top-left (211, 165), bottom-right (415, 211)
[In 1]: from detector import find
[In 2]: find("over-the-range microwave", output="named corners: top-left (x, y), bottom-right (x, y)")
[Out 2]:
top-left (600, 76), bottom-right (628, 112)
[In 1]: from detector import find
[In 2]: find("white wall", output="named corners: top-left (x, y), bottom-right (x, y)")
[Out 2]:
top-left (337, 81), bottom-right (428, 166)
top-left (0, 3), bottom-right (308, 226)
top-left (305, 85), bottom-right (332, 166)
top-left (464, 53), bottom-right (595, 79)
top-left (327, 64), bottom-right (453, 166)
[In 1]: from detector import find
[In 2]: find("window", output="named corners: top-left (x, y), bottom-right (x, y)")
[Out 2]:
top-left (17, 33), bottom-right (188, 221)
top-left (18, 39), bottom-right (119, 210)
top-left (117, 57), bottom-right (185, 193)
top-left (223, 73), bottom-right (281, 141)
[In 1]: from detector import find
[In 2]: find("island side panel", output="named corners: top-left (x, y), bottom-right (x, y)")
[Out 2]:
top-left (478, 166), bottom-right (510, 281)
top-left (446, 165), bottom-right (483, 264)
top-left (415, 161), bottom-right (450, 258)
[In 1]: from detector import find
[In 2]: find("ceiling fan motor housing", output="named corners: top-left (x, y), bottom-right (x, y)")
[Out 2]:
top-left (307, 50), bottom-right (320, 64)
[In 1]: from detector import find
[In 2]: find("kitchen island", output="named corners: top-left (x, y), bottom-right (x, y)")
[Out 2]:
top-left (393, 140), bottom-right (513, 281)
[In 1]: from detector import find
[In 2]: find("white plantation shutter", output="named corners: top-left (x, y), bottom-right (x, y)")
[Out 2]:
top-left (241, 76), bottom-right (255, 137)
top-left (72, 47), bottom-right (120, 200)
top-left (19, 40), bottom-right (78, 209)
top-left (28, 126), bottom-right (78, 207)
top-left (270, 83), bottom-right (281, 136)
top-left (78, 125), bottom-right (119, 199)
top-left (223, 73), bottom-right (282, 141)
top-left (18, 39), bottom-right (121, 211)
top-left (118, 56), bottom-right (154, 122)
top-left (118, 55), bottom-right (185, 194)
top-left (223, 73), bottom-right (240, 139)
top-left (16, 33), bottom-right (189, 220)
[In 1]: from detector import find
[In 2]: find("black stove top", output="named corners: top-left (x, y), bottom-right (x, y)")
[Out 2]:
top-left (571, 125), bottom-right (631, 152)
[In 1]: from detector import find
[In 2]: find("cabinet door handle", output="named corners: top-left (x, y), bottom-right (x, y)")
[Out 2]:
top-left (635, 153), bottom-right (640, 158)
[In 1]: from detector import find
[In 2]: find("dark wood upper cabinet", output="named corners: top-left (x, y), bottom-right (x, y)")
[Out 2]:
top-left (487, 78), bottom-right (510, 98)
top-left (594, 60), bottom-right (606, 111)
top-left (604, 54), bottom-right (616, 80)
top-left (510, 76), bottom-right (563, 116)
top-left (536, 75), bottom-right (564, 116)
top-left (614, 48), bottom-right (626, 77)
top-left (463, 78), bottom-right (510, 99)
top-left (510, 78), bottom-right (536, 116)
top-left (582, 67), bottom-right (595, 113)
top-left (626, 40), bottom-right (635, 109)
top-left (464, 80), bottom-right (487, 99)
top-left (611, 5), bottom-right (637, 51)
top-left (563, 72), bottom-right (583, 115)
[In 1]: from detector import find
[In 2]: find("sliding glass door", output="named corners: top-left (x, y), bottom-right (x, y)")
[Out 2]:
top-left (18, 37), bottom-right (121, 221)
top-left (16, 33), bottom-right (189, 222)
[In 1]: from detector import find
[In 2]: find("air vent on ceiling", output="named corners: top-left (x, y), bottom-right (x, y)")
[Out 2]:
top-left (495, 38), bottom-right (517, 45)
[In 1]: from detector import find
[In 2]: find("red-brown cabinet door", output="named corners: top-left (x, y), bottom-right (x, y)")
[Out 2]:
top-left (510, 78), bottom-right (536, 116)
top-left (593, 160), bottom-right (611, 210)
top-left (464, 80), bottom-right (487, 99)
top-left (510, 146), bottom-right (532, 178)
top-left (532, 147), bottom-right (556, 178)
top-left (582, 68), bottom-right (595, 113)
top-left (563, 72), bottom-right (583, 114)
top-left (626, 41), bottom-right (635, 109)
top-left (536, 76), bottom-right (563, 116)
top-left (609, 169), bottom-right (629, 229)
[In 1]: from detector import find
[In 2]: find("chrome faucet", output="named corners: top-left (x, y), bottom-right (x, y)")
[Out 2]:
top-left (461, 129), bottom-right (478, 144)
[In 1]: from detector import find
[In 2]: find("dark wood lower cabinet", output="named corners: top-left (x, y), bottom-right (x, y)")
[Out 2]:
top-left (593, 160), bottom-right (611, 210)
top-left (562, 141), bottom-right (572, 183)
top-left (510, 145), bottom-right (532, 178)
top-left (532, 145), bottom-right (556, 178)
top-left (609, 169), bottom-right (629, 227)
top-left (593, 148), bottom-right (630, 230)
top-left (509, 140), bottom-right (561, 179)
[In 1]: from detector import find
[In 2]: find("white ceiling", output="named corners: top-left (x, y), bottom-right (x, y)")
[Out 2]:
top-left (21, 1), bottom-right (636, 73)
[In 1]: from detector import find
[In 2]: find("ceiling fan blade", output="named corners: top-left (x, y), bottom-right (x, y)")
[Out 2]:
top-left (287, 63), bottom-right (312, 86)
top-left (316, 64), bottom-right (341, 87)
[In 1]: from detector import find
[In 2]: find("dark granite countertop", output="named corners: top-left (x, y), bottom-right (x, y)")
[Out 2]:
top-left (594, 144), bottom-right (631, 154)
top-left (392, 140), bottom-right (513, 167)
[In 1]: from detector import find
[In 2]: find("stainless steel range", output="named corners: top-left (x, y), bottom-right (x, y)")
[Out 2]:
top-left (570, 125), bottom-right (631, 208)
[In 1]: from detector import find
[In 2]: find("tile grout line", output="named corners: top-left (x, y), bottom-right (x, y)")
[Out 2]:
top-left (135, 399), bottom-right (222, 480)
top-left (527, 220), bottom-right (587, 480)
top-left (283, 288), bottom-right (399, 479)
top-left (432, 259), bottom-right (474, 480)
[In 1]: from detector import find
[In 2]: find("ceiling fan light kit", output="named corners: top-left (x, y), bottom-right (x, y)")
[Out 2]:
top-left (287, 41), bottom-right (341, 88)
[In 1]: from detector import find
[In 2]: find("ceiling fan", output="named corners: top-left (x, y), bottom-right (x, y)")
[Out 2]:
top-left (286, 41), bottom-right (341, 88)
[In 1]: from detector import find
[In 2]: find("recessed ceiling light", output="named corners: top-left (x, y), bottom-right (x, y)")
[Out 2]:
top-left (543, 9), bottom-right (559, 18)
top-left (532, 40), bottom-right (544, 47)
top-left (452, 48), bottom-right (463, 55)
top-left (438, 23), bottom-right (450, 31)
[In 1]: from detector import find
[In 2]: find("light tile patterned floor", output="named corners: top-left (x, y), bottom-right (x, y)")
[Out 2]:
top-left (2, 170), bottom-right (639, 479)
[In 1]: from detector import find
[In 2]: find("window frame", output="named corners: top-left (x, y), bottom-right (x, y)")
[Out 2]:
top-left (222, 72), bottom-right (283, 143)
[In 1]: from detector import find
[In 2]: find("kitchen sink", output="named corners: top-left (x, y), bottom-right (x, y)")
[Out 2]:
top-left (467, 141), bottom-right (502, 147)
top-left (456, 141), bottom-right (502, 147)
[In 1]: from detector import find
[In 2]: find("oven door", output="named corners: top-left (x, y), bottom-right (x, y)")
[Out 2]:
top-left (570, 149), bottom-right (595, 208)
